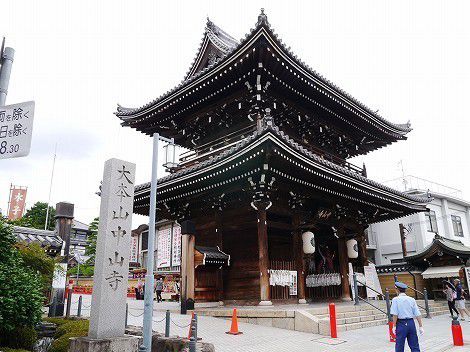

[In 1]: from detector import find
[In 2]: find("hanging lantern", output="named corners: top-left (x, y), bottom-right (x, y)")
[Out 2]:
top-left (163, 142), bottom-right (178, 169)
top-left (302, 231), bottom-right (315, 254)
top-left (347, 239), bottom-right (358, 259)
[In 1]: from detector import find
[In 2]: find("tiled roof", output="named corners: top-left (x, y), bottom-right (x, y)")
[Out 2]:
top-left (13, 226), bottom-right (63, 249)
top-left (116, 11), bottom-right (411, 135)
top-left (134, 123), bottom-right (430, 206)
top-left (405, 235), bottom-right (470, 261)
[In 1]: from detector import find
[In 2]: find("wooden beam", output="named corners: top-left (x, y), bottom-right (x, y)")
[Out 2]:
top-left (181, 234), bottom-right (195, 302)
top-left (215, 211), bottom-right (224, 302)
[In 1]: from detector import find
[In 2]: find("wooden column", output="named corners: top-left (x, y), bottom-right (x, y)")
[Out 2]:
top-left (181, 234), bottom-right (195, 302)
top-left (257, 203), bottom-right (271, 305)
top-left (337, 231), bottom-right (351, 301)
top-left (215, 211), bottom-right (224, 302)
top-left (292, 214), bottom-right (306, 304)
top-left (357, 230), bottom-right (369, 267)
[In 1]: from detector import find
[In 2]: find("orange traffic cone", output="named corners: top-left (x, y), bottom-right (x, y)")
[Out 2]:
top-left (187, 311), bottom-right (195, 339)
top-left (226, 308), bottom-right (243, 335)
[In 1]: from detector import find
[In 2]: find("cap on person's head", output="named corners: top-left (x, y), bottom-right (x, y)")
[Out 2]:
top-left (395, 281), bottom-right (408, 292)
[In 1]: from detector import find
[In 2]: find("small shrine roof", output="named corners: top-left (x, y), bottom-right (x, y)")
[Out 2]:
top-left (405, 235), bottom-right (470, 262)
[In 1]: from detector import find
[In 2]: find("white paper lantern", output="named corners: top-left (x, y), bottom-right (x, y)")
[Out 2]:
top-left (347, 239), bottom-right (358, 259)
top-left (302, 231), bottom-right (315, 254)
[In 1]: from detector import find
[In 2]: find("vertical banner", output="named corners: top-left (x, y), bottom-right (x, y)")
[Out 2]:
top-left (289, 271), bottom-right (298, 296)
top-left (7, 185), bottom-right (27, 220)
top-left (89, 159), bottom-right (135, 339)
top-left (129, 234), bottom-right (138, 263)
top-left (157, 226), bottom-right (171, 268)
top-left (171, 225), bottom-right (182, 266)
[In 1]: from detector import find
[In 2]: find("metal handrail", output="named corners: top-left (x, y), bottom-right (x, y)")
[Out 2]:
top-left (357, 296), bottom-right (388, 316)
top-left (357, 280), bottom-right (386, 299)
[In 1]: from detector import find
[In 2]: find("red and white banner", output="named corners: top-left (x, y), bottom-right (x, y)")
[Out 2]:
top-left (8, 186), bottom-right (27, 220)
top-left (157, 226), bottom-right (172, 268)
top-left (129, 234), bottom-right (139, 262)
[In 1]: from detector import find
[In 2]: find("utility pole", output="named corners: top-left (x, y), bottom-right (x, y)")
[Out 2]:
top-left (399, 223), bottom-right (407, 258)
top-left (0, 37), bottom-right (15, 106)
top-left (45, 143), bottom-right (58, 230)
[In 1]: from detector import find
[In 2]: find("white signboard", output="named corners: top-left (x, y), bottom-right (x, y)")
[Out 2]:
top-left (0, 101), bottom-right (35, 159)
top-left (89, 158), bottom-right (135, 339)
top-left (364, 264), bottom-right (381, 299)
top-left (289, 271), bottom-right (298, 296)
top-left (171, 225), bottom-right (182, 267)
top-left (157, 226), bottom-right (171, 268)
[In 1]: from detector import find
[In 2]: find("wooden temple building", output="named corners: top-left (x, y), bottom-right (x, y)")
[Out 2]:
top-left (116, 10), bottom-right (430, 305)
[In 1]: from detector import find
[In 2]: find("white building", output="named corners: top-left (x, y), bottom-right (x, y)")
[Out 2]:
top-left (370, 176), bottom-right (470, 265)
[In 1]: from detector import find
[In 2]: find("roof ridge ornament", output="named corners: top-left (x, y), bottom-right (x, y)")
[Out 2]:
top-left (257, 8), bottom-right (269, 26)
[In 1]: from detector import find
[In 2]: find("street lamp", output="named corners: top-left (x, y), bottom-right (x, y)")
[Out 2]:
top-left (140, 133), bottom-right (175, 352)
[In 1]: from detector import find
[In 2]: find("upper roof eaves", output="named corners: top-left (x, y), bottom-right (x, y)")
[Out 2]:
top-left (116, 9), bottom-right (411, 135)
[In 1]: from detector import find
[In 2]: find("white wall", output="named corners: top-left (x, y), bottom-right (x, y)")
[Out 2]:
top-left (371, 194), bottom-right (470, 265)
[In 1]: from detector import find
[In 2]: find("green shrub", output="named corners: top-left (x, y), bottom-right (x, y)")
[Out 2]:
top-left (49, 331), bottom-right (87, 352)
top-left (42, 317), bottom-right (69, 326)
top-left (0, 221), bottom-right (43, 349)
top-left (0, 348), bottom-right (31, 352)
top-left (0, 325), bottom-right (37, 350)
top-left (54, 320), bottom-right (89, 338)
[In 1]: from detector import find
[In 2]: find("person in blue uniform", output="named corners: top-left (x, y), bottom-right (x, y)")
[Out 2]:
top-left (391, 282), bottom-right (424, 352)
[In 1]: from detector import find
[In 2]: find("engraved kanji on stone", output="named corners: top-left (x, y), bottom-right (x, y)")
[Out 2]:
top-left (12, 108), bottom-right (23, 120)
top-left (117, 165), bottom-right (133, 184)
top-left (111, 225), bottom-right (126, 244)
top-left (0, 111), bottom-right (5, 122)
top-left (0, 126), bottom-right (7, 138)
top-left (116, 183), bottom-right (131, 202)
top-left (105, 270), bottom-right (124, 291)
top-left (112, 206), bottom-right (129, 220)
top-left (108, 251), bottom-right (124, 266)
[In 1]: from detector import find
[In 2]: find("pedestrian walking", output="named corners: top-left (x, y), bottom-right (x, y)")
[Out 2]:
top-left (155, 277), bottom-right (164, 303)
top-left (391, 282), bottom-right (424, 352)
top-left (454, 279), bottom-right (470, 320)
top-left (443, 281), bottom-right (459, 318)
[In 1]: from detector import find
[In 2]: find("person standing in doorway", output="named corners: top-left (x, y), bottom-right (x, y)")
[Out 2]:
top-left (391, 282), bottom-right (424, 352)
top-left (444, 282), bottom-right (459, 318)
top-left (454, 279), bottom-right (470, 320)
top-left (155, 277), bottom-right (164, 303)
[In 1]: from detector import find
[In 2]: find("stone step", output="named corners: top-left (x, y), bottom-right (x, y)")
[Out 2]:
top-left (337, 318), bottom-right (389, 332)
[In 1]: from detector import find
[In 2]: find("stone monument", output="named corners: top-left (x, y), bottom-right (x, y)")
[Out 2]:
top-left (70, 158), bottom-right (140, 351)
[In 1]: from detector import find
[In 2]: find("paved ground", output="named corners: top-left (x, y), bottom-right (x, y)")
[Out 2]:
top-left (69, 295), bottom-right (470, 351)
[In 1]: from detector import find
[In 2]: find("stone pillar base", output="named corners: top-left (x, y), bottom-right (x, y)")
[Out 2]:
top-left (298, 299), bottom-right (307, 304)
top-left (258, 300), bottom-right (273, 306)
top-left (69, 335), bottom-right (141, 352)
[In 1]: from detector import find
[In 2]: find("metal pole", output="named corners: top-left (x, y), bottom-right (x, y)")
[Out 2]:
top-left (385, 288), bottom-right (391, 321)
top-left (44, 143), bottom-right (57, 230)
top-left (189, 316), bottom-right (197, 352)
top-left (141, 133), bottom-right (160, 352)
top-left (125, 303), bottom-right (128, 328)
top-left (0, 45), bottom-right (14, 106)
top-left (353, 273), bottom-right (359, 305)
top-left (165, 310), bottom-right (170, 337)
top-left (194, 313), bottom-right (198, 341)
top-left (424, 288), bottom-right (430, 318)
top-left (77, 295), bottom-right (82, 317)
top-left (65, 289), bottom-right (72, 318)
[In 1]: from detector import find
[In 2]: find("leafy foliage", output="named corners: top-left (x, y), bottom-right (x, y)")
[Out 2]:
top-left (48, 319), bottom-right (89, 352)
top-left (8, 202), bottom-right (56, 231)
top-left (16, 242), bottom-right (56, 294)
top-left (67, 264), bottom-right (94, 277)
top-left (85, 217), bottom-right (99, 264)
top-left (0, 220), bottom-right (44, 339)
top-left (0, 326), bottom-right (37, 350)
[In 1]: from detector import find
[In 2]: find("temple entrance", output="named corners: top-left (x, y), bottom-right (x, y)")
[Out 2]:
top-left (305, 225), bottom-right (343, 301)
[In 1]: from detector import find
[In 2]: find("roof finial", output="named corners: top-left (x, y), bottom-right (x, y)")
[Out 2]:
top-left (257, 8), bottom-right (269, 26)
top-left (206, 16), bottom-right (214, 29)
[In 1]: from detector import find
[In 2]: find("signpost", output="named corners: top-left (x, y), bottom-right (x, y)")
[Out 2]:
top-left (0, 101), bottom-right (35, 159)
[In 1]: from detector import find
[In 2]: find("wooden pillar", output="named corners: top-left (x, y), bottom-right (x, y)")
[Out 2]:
top-left (292, 214), bottom-right (306, 304)
top-left (337, 231), bottom-right (351, 301)
top-left (181, 233), bottom-right (195, 302)
top-left (215, 211), bottom-right (224, 302)
top-left (357, 230), bottom-right (369, 267)
top-left (257, 203), bottom-right (272, 305)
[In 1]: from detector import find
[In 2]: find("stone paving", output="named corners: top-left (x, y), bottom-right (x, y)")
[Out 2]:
top-left (70, 295), bottom-right (470, 351)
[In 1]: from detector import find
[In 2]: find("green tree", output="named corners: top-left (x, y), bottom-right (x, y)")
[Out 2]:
top-left (8, 202), bottom-right (56, 231)
top-left (16, 242), bottom-right (56, 295)
top-left (0, 219), bottom-right (43, 341)
top-left (85, 217), bottom-right (99, 264)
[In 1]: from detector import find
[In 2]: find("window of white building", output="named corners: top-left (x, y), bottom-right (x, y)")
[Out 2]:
top-left (452, 215), bottom-right (464, 237)
top-left (425, 210), bottom-right (438, 233)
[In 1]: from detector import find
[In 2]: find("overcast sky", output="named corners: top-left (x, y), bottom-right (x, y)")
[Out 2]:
top-left (0, 0), bottom-right (468, 226)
